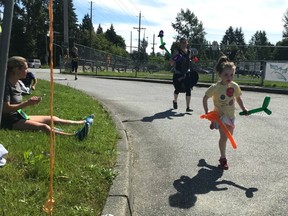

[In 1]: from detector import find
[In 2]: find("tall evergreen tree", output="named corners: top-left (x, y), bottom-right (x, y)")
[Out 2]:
top-left (78, 14), bottom-right (93, 46)
top-left (234, 27), bottom-right (246, 47)
top-left (9, 0), bottom-right (48, 62)
top-left (221, 26), bottom-right (236, 46)
top-left (80, 14), bottom-right (93, 32)
top-left (171, 8), bottom-right (206, 60)
top-left (247, 31), bottom-right (273, 60)
top-left (221, 27), bottom-right (236, 60)
top-left (53, 0), bottom-right (78, 47)
top-left (96, 24), bottom-right (103, 34)
top-left (105, 24), bottom-right (126, 49)
top-left (220, 26), bottom-right (247, 60)
top-left (273, 39), bottom-right (288, 60)
top-left (282, 9), bottom-right (288, 39)
top-left (249, 31), bottom-right (269, 45)
top-left (171, 8), bottom-right (206, 45)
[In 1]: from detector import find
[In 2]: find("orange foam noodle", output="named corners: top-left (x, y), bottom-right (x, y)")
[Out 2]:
top-left (200, 111), bottom-right (237, 149)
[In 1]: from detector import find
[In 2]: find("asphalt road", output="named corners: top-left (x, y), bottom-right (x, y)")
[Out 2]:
top-left (34, 70), bottom-right (288, 216)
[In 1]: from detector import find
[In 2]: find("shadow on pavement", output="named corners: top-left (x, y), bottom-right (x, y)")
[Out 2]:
top-left (122, 108), bottom-right (191, 123)
top-left (169, 159), bottom-right (258, 209)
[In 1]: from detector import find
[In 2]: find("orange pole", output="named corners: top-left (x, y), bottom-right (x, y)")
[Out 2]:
top-left (43, 0), bottom-right (55, 215)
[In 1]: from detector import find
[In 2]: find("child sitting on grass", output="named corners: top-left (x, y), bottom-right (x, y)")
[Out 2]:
top-left (1, 56), bottom-right (93, 141)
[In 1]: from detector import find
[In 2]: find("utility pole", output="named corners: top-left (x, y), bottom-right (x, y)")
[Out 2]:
top-left (63, 0), bottom-right (69, 55)
top-left (130, 31), bottom-right (132, 53)
top-left (126, 31), bottom-right (138, 53)
top-left (89, 1), bottom-right (93, 47)
top-left (150, 34), bottom-right (157, 56)
top-left (133, 11), bottom-right (145, 53)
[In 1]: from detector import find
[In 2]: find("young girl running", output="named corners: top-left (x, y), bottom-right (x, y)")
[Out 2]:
top-left (202, 56), bottom-right (247, 170)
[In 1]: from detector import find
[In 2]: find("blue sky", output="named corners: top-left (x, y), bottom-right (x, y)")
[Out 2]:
top-left (73, 0), bottom-right (288, 53)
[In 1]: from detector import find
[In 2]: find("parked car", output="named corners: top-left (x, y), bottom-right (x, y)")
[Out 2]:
top-left (251, 70), bottom-right (263, 78)
top-left (235, 69), bottom-right (249, 75)
top-left (28, 59), bottom-right (41, 68)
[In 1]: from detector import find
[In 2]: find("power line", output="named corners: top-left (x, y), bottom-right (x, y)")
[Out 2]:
top-left (116, 0), bottom-right (138, 18)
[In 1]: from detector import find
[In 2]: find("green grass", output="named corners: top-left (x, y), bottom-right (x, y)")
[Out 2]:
top-left (80, 69), bottom-right (173, 80)
top-left (0, 80), bottom-right (119, 215)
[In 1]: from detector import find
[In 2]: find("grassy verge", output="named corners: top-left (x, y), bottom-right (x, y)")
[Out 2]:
top-left (0, 80), bottom-right (119, 215)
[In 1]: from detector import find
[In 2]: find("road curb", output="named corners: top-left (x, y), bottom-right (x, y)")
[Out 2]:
top-left (101, 107), bottom-right (132, 216)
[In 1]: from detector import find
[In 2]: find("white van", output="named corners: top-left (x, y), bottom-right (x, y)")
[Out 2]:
top-left (28, 59), bottom-right (41, 68)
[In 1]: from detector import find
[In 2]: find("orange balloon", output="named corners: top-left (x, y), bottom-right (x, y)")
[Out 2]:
top-left (200, 111), bottom-right (237, 149)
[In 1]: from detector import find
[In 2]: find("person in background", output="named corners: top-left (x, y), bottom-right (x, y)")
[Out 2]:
top-left (70, 46), bottom-right (79, 80)
top-left (19, 71), bottom-right (37, 94)
top-left (170, 37), bottom-right (194, 112)
top-left (1, 56), bottom-right (93, 141)
top-left (202, 56), bottom-right (248, 170)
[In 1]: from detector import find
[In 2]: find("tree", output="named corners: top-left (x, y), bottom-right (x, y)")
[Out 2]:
top-left (9, 0), bottom-right (49, 62)
top-left (272, 39), bottom-right (288, 60)
top-left (171, 8), bottom-right (206, 45)
top-left (282, 9), bottom-right (288, 39)
top-left (221, 26), bottom-right (236, 46)
top-left (220, 26), bottom-right (247, 61)
top-left (247, 31), bottom-right (273, 60)
top-left (78, 14), bottom-right (94, 47)
top-left (171, 8), bottom-right (206, 61)
top-left (80, 14), bottom-right (93, 32)
top-left (50, 0), bottom-right (78, 64)
top-left (52, 0), bottom-right (78, 43)
top-left (220, 27), bottom-right (236, 60)
top-left (91, 33), bottom-right (110, 50)
top-left (234, 27), bottom-right (246, 47)
top-left (249, 31), bottom-right (269, 45)
top-left (96, 24), bottom-right (103, 34)
top-left (105, 24), bottom-right (126, 49)
top-left (7, 0), bottom-right (129, 62)
top-left (130, 38), bottom-right (148, 63)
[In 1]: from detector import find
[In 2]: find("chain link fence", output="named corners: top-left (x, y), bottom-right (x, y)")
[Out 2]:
top-left (59, 43), bottom-right (288, 86)
top-left (60, 43), bottom-right (167, 74)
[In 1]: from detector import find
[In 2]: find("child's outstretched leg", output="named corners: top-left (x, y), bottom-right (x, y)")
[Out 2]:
top-left (29, 116), bottom-right (86, 125)
top-left (218, 125), bottom-right (234, 170)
